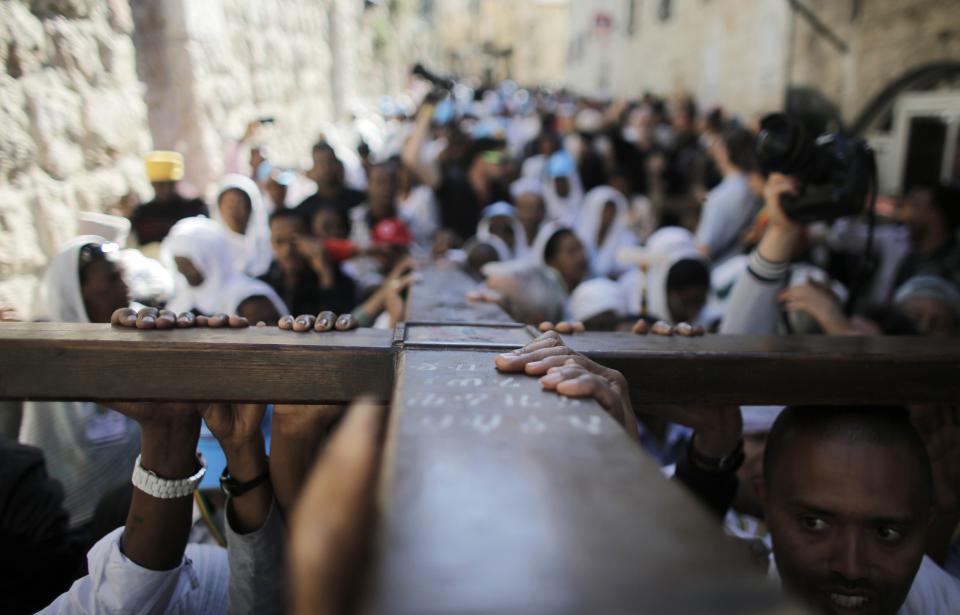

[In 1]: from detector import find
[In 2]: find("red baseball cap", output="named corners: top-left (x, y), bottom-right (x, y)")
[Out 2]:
top-left (372, 218), bottom-right (413, 247)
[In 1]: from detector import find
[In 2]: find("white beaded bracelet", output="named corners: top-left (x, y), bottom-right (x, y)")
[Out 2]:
top-left (131, 453), bottom-right (206, 499)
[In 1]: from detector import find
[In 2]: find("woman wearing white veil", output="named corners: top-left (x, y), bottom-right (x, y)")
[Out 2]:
top-left (211, 174), bottom-right (273, 277)
top-left (617, 227), bottom-right (712, 326)
top-left (541, 150), bottom-right (584, 224)
top-left (19, 236), bottom-right (140, 527)
top-left (576, 186), bottom-right (639, 279)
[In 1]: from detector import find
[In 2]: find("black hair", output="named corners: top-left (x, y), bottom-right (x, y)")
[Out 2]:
top-left (268, 208), bottom-right (308, 228)
top-left (543, 228), bottom-right (576, 265)
top-left (218, 187), bottom-right (252, 214)
top-left (763, 405), bottom-right (933, 506)
top-left (666, 258), bottom-right (709, 291)
top-left (311, 205), bottom-right (351, 237)
top-left (723, 128), bottom-right (759, 173)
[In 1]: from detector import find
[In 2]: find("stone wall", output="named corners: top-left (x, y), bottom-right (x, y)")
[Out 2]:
top-left (0, 0), bottom-right (153, 318)
top-left (131, 0), bottom-right (437, 198)
top-left (567, 0), bottom-right (791, 118)
top-left (788, 0), bottom-right (960, 126)
top-left (1, 0), bottom-right (437, 317)
top-left (566, 0), bottom-right (960, 125)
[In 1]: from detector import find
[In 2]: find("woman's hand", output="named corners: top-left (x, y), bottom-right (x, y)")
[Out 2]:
top-left (111, 307), bottom-right (250, 329)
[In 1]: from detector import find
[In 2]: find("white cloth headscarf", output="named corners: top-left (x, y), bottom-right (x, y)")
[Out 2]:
top-left (530, 220), bottom-right (573, 267)
top-left (476, 202), bottom-right (529, 260)
top-left (211, 174), bottom-right (273, 277)
top-left (570, 277), bottom-right (628, 323)
top-left (162, 217), bottom-right (242, 315)
top-left (576, 186), bottom-right (638, 279)
top-left (542, 152), bottom-right (584, 224)
top-left (20, 236), bottom-right (139, 527)
top-left (617, 227), bottom-right (708, 323)
top-left (221, 276), bottom-right (289, 317)
top-left (35, 235), bottom-right (111, 323)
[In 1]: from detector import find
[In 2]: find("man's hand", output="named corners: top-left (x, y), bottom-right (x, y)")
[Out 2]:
top-left (539, 360), bottom-right (634, 430)
top-left (778, 281), bottom-right (853, 334)
top-left (0, 304), bottom-right (23, 322)
top-left (278, 311), bottom-right (359, 332)
top-left (634, 404), bottom-right (743, 461)
top-left (496, 331), bottom-right (637, 435)
top-left (757, 173), bottom-right (804, 264)
top-left (289, 399), bottom-right (385, 615)
top-left (910, 405), bottom-right (960, 564)
top-left (537, 321), bottom-right (586, 334)
top-left (202, 403), bottom-right (271, 534)
top-left (632, 319), bottom-right (705, 336)
top-left (112, 307), bottom-right (251, 329)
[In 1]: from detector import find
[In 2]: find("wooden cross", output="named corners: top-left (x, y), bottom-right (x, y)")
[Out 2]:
top-left (3, 266), bottom-right (958, 612)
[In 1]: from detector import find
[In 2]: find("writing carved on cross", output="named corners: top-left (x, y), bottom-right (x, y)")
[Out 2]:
top-left (2, 266), bottom-right (958, 612)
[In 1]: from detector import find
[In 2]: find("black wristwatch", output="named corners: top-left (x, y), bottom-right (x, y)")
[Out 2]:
top-left (219, 466), bottom-right (270, 497)
top-left (688, 437), bottom-right (745, 473)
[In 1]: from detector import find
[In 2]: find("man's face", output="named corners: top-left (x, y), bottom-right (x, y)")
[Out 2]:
top-left (270, 217), bottom-right (306, 274)
top-left (311, 150), bottom-right (337, 185)
top-left (218, 189), bottom-right (251, 234)
top-left (515, 194), bottom-right (545, 233)
top-left (549, 233), bottom-right (588, 290)
top-left (312, 209), bottom-right (347, 241)
top-left (763, 435), bottom-right (930, 615)
top-left (488, 216), bottom-right (516, 248)
top-left (554, 176), bottom-right (571, 198)
top-left (898, 296), bottom-right (958, 336)
top-left (368, 166), bottom-right (397, 219)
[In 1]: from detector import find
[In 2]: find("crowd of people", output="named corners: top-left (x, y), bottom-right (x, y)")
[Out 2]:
top-left (2, 69), bottom-right (960, 614)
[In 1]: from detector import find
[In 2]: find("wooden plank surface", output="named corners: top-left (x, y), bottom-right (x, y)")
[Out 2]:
top-left (404, 323), bottom-right (535, 350)
top-left (563, 332), bottom-right (960, 404)
top-left (0, 323), bottom-right (395, 403)
top-left (405, 265), bottom-right (517, 324)
top-left (367, 349), bottom-right (786, 614)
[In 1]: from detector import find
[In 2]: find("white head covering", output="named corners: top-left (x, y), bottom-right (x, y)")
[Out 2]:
top-left (542, 151), bottom-right (584, 223)
top-left (570, 277), bottom-right (628, 322)
top-left (162, 217), bottom-right (241, 315)
top-left (510, 176), bottom-right (543, 200)
top-left (530, 220), bottom-right (573, 266)
top-left (211, 174), bottom-right (273, 277)
top-left (576, 186), bottom-right (637, 279)
top-left (36, 235), bottom-right (118, 323)
top-left (23, 235), bottom-right (139, 528)
top-left (221, 276), bottom-right (288, 317)
top-left (617, 227), bottom-right (708, 323)
top-left (477, 201), bottom-right (529, 259)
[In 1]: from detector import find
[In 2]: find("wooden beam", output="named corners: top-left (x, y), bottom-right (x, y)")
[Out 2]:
top-left (0, 323), bottom-right (395, 403)
top-left (367, 348), bottom-right (785, 613)
top-left (566, 332), bottom-right (960, 405)
top-left (405, 265), bottom-right (517, 324)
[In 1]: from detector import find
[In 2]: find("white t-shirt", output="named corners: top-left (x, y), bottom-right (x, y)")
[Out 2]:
top-left (695, 173), bottom-right (757, 263)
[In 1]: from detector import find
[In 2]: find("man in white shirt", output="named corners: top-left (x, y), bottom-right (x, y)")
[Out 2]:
top-left (696, 128), bottom-right (761, 264)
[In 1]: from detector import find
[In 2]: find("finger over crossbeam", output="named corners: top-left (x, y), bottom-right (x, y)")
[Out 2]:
top-left (0, 323), bottom-right (396, 403)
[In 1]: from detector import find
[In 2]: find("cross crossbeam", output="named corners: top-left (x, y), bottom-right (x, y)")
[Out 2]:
top-left (3, 266), bottom-right (959, 611)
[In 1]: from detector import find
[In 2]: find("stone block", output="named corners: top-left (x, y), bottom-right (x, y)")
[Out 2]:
top-left (0, 184), bottom-right (46, 275)
top-left (0, 74), bottom-right (37, 182)
top-left (30, 0), bottom-right (93, 20)
top-left (22, 69), bottom-right (85, 179)
top-left (1, 2), bottom-right (49, 77)
top-left (0, 274), bottom-right (41, 321)
top-left (31, 168), bottom-right (79, 258)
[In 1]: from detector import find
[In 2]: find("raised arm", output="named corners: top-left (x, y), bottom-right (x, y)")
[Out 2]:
top-left (401, 96), bottom-right (442, 190)
top-left (719, 173), bottom-right (804, 335)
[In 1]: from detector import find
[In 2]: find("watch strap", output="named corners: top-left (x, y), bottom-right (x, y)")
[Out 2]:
top-left (220, 465), bottom-right (270, 497)
top-left (131, 453), bottom-right (206, 499)
top-left (688, 437), bottom-right (745, 473)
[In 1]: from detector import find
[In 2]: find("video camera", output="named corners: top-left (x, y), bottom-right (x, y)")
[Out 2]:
top-left (411, 63), bottom-right (455, 92)
top-left (756, 113), bottom-right (876, 224)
